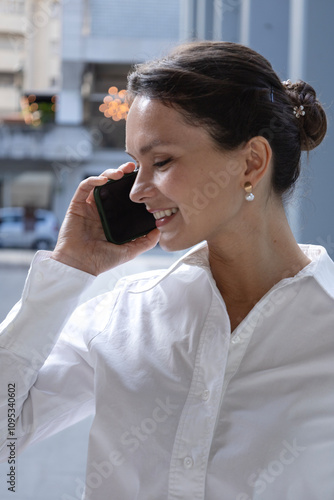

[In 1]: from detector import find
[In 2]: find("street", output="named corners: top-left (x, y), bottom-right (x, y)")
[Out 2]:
top-left (0, 246), bottom-right (183, 499)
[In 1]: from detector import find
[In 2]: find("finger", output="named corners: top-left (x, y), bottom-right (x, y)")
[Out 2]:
top-left (123, 228), bottom-right (160, 258)
top-left (73, 176), bottom-right (109, 204)
top-left (100, 162), bottom-right (136, 179)
top-left (138, 228), bottom-right (160, 246)
top-left (85, 162), bottom-right (136, 205)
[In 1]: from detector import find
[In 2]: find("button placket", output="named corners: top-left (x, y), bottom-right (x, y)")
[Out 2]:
top-left (167, 296), bottom-right (231, 500)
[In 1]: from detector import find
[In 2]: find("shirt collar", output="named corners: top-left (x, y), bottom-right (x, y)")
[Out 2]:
top-left (129, 242), bottom-right (334, 298)
top-left (128, 241), bottom-right (209, 293)
top-left (298, 244), bottom-right (334, 299)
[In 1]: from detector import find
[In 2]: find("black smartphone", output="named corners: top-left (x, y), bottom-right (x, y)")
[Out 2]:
top-left (94, 171), bottom-right (156, 245)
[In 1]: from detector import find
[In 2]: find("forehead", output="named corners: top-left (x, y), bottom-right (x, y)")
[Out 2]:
top-left (125, 96), bottom-right (211, 154)
top-left (126, 97), bottom-right (182, 140)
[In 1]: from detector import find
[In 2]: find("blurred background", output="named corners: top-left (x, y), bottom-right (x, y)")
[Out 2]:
top-left (0, 0), bottom-right (333, 498)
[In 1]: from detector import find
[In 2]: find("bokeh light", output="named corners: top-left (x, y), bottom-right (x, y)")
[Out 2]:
top-left (19, 95), bottom-right (57, 126)
top-left (100, 86), bottom-right (129, 121)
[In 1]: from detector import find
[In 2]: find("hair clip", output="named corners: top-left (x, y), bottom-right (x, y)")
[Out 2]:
top-left (270, 86), bottom-right (274, 103)
top-left (293, 105), bottom-right (305, 118)
top-left (282, 79), bottom-right (292, 86)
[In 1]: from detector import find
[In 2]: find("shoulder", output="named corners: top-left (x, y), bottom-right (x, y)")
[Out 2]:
top-left (60, 262), bottom-right (208, 344)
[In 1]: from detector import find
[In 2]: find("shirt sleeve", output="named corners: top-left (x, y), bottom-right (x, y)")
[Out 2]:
top-left (0, 251), bottom-right (99, 461)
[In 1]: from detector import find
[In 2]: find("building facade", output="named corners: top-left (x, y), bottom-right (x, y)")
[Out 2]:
top-left (0, 0), bottom-right (182, 219)
top-left (0, 0), bottom-right (333, 254)
top-left (0, 0), bottom-right (61, 208)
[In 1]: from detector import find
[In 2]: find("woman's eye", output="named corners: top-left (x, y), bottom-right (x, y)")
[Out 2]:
top-left (153, 158), bottom-right (172, 168)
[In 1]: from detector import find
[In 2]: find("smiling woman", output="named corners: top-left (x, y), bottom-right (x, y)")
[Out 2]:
top-left (125, 96), bottom-right (249, 254)
top-left (1, 41), bottom-right (334, 500)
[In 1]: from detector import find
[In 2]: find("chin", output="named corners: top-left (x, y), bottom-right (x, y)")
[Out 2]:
top-left (158, 233), bottom-right (200, 253)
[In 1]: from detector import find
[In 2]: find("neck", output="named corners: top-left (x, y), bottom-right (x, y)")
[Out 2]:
top-left (207, 198), bottom-right (310, 331)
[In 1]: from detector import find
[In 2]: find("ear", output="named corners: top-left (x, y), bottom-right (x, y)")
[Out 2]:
top-left (242, 136), bottom-right (272, 188)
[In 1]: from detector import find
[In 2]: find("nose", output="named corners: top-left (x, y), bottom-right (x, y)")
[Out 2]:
top-left (129, 168), bottom-right (156, 204)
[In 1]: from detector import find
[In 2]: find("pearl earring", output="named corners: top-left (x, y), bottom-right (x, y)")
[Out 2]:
top-left (244, 182), bottom-right (254, 201)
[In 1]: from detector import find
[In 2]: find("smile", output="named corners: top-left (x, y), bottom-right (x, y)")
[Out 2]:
top-left (153, 208), bottom-right (178, 220)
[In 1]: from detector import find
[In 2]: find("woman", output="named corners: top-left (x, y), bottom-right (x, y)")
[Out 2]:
top-left (0, 42), bottom-right (333, 499)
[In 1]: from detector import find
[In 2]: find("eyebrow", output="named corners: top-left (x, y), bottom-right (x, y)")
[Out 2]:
top-left (126, 139), bottom-right (173, 157)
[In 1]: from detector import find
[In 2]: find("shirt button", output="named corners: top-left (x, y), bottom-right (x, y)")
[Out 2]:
top-left (231, 336), bottom-right (241, 344)
top-left (201, 389), bottom-right (210, 401)
top-left (183, 456), bottom-right (194, 469)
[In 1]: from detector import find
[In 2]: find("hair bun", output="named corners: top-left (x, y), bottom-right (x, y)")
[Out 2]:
top-left (282, 79), bottom-right (327, 151)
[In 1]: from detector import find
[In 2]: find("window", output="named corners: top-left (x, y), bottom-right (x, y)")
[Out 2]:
top-left (0, 214), bottom-right (22, 224)
top-left (0, 73), bottom-right (15, 87)
top-left (0, 0), bottom-right (25, 15)
top-left (89, 0), bottom-right (180, 39)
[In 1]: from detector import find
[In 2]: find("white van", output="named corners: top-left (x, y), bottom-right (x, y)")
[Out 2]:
top-left (0, 207), bottom-right (59, 250)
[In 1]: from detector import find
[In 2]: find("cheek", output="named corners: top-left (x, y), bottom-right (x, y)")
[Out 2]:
top-left (155, 171), bottom-right (186, 201)
top-left (181, 176), bottom-right (231, 213)
top-left (179, 181), bottom-right (243, 230)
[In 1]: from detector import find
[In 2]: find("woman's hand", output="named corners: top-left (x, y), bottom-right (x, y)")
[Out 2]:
top-left (50, 162), bottom-right (160, 275)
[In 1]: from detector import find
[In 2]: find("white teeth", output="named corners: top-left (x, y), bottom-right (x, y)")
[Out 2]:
top-left (153, 208), bottom-right (178, 220)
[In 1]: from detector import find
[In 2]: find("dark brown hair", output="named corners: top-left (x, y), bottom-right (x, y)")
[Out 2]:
top-left (127, 41), bottom-right (327, 195)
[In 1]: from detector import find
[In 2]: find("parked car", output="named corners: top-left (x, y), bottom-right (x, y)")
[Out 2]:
top-left (0, 207), bottom-right (59, 250)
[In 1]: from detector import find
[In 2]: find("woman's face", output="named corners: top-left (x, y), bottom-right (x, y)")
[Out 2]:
top-left (126, 96), bottom-right (248, 252)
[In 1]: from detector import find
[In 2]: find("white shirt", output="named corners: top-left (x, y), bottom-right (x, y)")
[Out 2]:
top-left (1, 242), bottom-right (334, 500)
